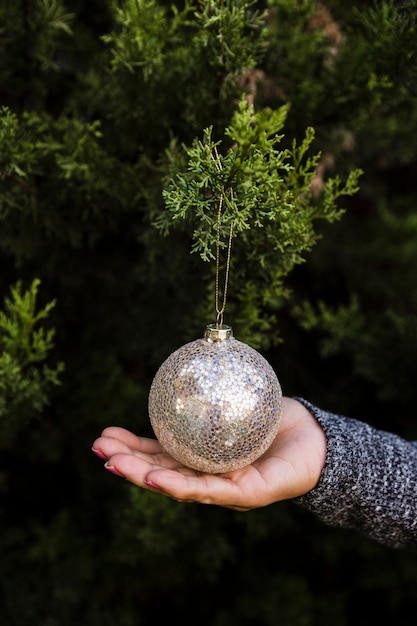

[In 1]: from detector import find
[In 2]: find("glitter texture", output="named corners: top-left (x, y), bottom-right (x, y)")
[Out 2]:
top-left (148, 327), bottom-right (282, 473)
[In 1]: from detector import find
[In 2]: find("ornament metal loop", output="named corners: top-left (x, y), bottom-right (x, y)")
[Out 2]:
top-left (204, 323), bottom-right (233, 342)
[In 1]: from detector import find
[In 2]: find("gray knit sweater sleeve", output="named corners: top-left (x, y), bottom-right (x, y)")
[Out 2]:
top-left (293, 398), bottom-right (417, 550)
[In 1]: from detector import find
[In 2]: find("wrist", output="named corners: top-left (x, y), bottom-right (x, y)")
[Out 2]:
top-left (284, 397), bottom-right (327, 493)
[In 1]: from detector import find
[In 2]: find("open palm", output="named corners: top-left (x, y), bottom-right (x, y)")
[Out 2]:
top-left (92, 397), bottom-right (326, 511)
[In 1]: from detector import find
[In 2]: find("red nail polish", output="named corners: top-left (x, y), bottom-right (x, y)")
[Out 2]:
top-left (144, 477), bottom-right (160, 489)
top-left (104, 462), bottom-right (125, 477)
top-left (92, 447), bottom-right (107, 460)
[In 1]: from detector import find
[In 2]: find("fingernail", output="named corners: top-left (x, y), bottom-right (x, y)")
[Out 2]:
top-left (92, 447), bottom-right (107, 460)
top-left (104, 462), bottom-right (125, 477)
top-left (144, 477), bottom-right (160, 489)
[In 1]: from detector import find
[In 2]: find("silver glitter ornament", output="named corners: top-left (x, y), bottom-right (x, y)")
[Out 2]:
top-left (148, 324), bottom-right (283, 473)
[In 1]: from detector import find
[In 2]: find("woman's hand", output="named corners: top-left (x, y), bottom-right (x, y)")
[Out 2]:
top-left (91, 397), bottom-right (327, 511)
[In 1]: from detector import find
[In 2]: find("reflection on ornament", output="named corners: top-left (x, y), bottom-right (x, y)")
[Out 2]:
top-left (148, 324), bottom-right (282, 473)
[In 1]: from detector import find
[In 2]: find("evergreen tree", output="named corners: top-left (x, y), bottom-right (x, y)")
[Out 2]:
top-left (1, 2), bottom-right (417, 625)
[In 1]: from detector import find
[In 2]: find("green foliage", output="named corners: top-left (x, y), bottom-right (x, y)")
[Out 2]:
top-left (103, 0), bottom-right (190, 79)
top-left (113, 487), bottom-right (236, 583)
top-left (104, 0), bottom-right (265, 79)
top-left (0, 106), bottom-right (136, 258)
top-left (0, 0), bottom-right (75, 110)
top-left (97, 0), bottom-right (266, 154)
top-left (159, 96), bottom-right (361, 343)
top-left (0, 279), bottom-right (64, 440)
top-left (0, 1), bottom-right (417, 625)
top-left (261, 0), bottom-right (417, 164)
top-left (27, 0), bottom-right (75, 70)
top-left (293, 198), bottom-right (417, 405)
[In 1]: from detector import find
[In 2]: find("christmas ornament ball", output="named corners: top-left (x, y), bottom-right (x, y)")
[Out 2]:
top-left (148, 324), bottom-right (282, 473)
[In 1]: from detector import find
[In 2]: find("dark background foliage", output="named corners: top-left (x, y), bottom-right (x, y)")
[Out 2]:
top-left (1, 1), bottom-right (417, 624)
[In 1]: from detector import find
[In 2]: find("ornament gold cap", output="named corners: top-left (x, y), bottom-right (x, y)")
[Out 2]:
top-left (204, 323), bottom-right (233, 342)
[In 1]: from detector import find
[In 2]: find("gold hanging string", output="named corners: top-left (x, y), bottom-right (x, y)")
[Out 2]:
top-left (211, 147), bottom-right (234, 328)
top-left (215, 191), bottom-right (234, 328)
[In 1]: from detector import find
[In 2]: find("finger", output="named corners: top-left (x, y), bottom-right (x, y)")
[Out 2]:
top-left (93, 433), bottom-right (165, 461)
top-left (103, 454), bottom-right (261, 510)
top-left (93, 436), bottom-right (185, 474)
top-left (92, 435), bottom-right (134, 460)
top-left (141, 467), bottom-right (249, 508)
top-left (104, 452), bottom-right (159, 485)
top-left (100, 427), bottom-right (162, 452)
